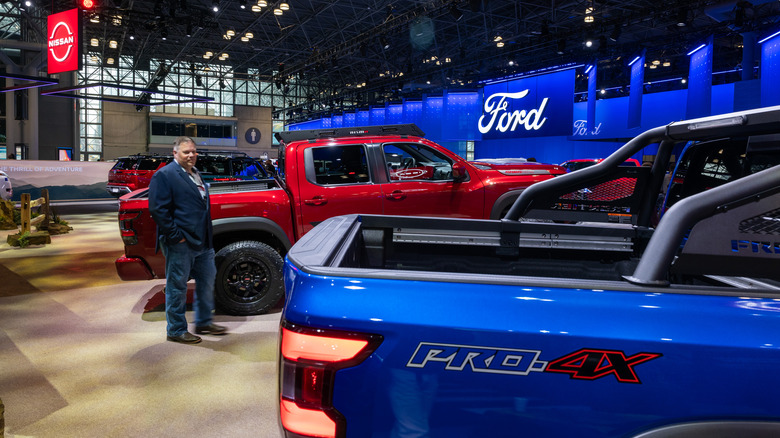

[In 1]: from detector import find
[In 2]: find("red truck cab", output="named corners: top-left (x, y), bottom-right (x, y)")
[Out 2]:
top-left (117, 124), bottom-right (565, 315)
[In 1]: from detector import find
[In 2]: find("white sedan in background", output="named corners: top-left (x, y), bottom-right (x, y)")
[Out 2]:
top-left (0, 170), bottom-right (12, 201)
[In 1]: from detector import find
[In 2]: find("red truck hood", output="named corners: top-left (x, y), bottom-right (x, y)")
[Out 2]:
top-left (469, 159), bottom-right (566, 177)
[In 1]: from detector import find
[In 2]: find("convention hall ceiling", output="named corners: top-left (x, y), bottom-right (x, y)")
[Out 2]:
top-left (4, 0), bottom-right (780, 108)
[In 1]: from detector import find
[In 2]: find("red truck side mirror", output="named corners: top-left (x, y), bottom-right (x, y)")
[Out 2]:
top-left (452, 162), bottom-right (468, 182)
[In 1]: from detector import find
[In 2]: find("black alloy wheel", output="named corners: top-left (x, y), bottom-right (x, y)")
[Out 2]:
top-left (214, 240), bottom-right (284, 315)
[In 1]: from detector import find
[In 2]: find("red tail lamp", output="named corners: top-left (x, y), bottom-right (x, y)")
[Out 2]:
top-left (279, 323), bottom-right (381, 438)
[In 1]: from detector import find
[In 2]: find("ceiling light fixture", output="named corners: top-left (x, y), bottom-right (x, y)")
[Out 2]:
top-left (227, 29), bottom-right (235, 37)
top-left (241, 36), bottom-right (249, 42)
top-left (90, 38), bottom-right (99, 47)
top-left (280, 3), bottom-right (289, 10)
top-left (107, 57), bottom-right (115, 65)
top-left (274, 8), bottom-right (282, 15)
top-left (663, 61), bottom-right (671, 67)
top-left (497, 41), bottom-right (504, 47)
top-left (258, 0), bottom-right (267, 6)
top-left (584, 4), bottom-right (594, 23)
top-left (109, 40), bottom-right (117, 49)
top-left (251, 5), bottom-right (260, 11)
top-left (212, 0), bottom-right (219, 12)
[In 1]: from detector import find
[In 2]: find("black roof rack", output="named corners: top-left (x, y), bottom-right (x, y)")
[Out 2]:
top-left (275, 123), bottom-right (425, 144)
top-left (197, 149), bottom-right (249, 157)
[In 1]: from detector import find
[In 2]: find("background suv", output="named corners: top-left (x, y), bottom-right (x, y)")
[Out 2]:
top-left (106, 151), bottom-right (270, 197)
top-left (106, 154), bottom-right (171, 197)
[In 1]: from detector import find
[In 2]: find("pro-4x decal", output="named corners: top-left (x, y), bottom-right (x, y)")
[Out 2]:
top-left (407, 342), bottom-right (661, 384)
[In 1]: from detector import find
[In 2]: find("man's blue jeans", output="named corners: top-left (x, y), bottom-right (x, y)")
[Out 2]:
top-left (161, 241), bottom-right (217, 337)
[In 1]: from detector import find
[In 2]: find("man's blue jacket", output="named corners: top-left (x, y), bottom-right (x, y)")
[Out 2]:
top-left (148, 161), bottom-right (213, 250)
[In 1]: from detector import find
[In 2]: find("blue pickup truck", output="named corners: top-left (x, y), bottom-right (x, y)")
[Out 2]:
top-left (278, 106), bottom-right (780, 438)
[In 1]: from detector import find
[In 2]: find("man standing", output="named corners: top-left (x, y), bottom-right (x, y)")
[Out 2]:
top-left (149, 136), bottom-right (227, 344)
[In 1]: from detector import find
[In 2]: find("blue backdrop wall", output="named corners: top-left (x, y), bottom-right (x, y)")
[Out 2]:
top-left (288, 77), bottom-right (753, 165)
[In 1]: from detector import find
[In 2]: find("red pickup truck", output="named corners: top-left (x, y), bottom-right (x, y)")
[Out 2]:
top-left (115, 124), bottom-right (565, 315)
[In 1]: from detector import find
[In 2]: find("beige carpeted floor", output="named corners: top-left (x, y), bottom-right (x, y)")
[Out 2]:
top-left (0, 212), bottom-right (284, 438)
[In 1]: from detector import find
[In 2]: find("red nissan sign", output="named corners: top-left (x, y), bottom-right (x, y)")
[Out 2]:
top-left (47, 8), bottom-right (82, 74)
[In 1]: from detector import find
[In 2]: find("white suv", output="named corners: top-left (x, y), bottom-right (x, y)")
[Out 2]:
top-left (0, 170), bottom-right (12, 201)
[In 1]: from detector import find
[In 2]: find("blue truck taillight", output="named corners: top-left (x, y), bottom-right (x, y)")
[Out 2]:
top-left (279, 322), bottom-right (382, 438)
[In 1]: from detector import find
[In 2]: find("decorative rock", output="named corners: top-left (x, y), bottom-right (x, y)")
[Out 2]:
top-left (6, 231), bottom-right (51, 247)
top-left (0, 200), bottom-right (16, 230)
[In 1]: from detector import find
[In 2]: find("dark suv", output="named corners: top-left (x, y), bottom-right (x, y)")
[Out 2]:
top-left (106, 151), bottom-right (270, 197)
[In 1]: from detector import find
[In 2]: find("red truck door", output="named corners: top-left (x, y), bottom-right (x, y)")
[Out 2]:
top-left (380, 143), bottom-right (485, 218)
top-left (294, 143), bottom-right (384, 235)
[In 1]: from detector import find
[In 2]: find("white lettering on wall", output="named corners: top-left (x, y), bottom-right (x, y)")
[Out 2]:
top-left (478, 90), bottom-right (549, 134)
top-left (572, 120), bottom-right (602, 136)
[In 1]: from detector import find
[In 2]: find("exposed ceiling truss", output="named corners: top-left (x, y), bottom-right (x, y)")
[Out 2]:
top-left (3, 0), bottom-right (780, 120)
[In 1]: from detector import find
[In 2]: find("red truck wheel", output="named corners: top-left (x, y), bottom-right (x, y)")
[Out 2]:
top-left (214, 240), bottom-right (284, 315)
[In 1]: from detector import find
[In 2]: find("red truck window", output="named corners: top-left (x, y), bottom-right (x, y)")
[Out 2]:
top-left (383, 143), bottom-right (454, 181)
top-left (309, 145), bottom-right (370, 185)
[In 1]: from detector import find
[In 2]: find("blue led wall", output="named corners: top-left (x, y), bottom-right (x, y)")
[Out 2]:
top-left (686, 38), bottom-right (714, 119)
top-left (761, 31), bottom-right (780, 107)
top-left (287, 41), bottom-right (777, 164)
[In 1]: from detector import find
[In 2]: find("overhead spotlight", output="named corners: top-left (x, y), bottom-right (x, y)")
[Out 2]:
top-left (585, 39), bottom-right (593, 48)
top-left (676, 9), bottom-right (688, 26)
top-left (90, 37), bottom-right (99, 47)
top-left (600, 88), bottom-right (606, 95)
top-left (109, 39), bottom-right (117, 49)
top-left (681, 78), bottom-right (687, 84)
top-left (195, 75), bottom-right (203, 87)
top-left (241, 36), bottom-right (249, 42)
top-left (497, 41), bottom-right (504, 48)
top-left (609, 24), bottom-right (621, 42)
top-left (219, 79), bottom-right (226, 89)
top-left (381, 36), bottom-right (390, 50)
top-left (186, 21), bottom-right (192, 37)
top-left (556, 39), bottom-right (566, 54)
top-left (107, 57), bottom-right (115, 65)
top-left (251, 4), bottom-right (260, 11)
top-left (128, 28), bottom-right (135, 40)
top-left (245, 32), bottom-right (253, 38)
top-left (449, 4), bottom-right (463, 21)
top-left (258, 0), bottom-right (267, 6)
top-left (663, 60), bottom-right (671, 67)
top-left (280, 2), bottom-right (289, 10)
top-left (273, 8), bottom-right (282, 15)
top-left (161, 28), bottom-right (168, 40)
top-left (239, 0), bottom-right (246, 8)
top-left (227, 29), bottom-right (235, 37)
top-left (212, 0), bottom-right (219, 12)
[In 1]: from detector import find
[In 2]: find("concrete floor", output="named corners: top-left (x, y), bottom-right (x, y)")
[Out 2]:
top-left (0, 210), bottom-right (284, 438)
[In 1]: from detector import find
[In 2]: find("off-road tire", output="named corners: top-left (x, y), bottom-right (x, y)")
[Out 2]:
top-left (214, 240), bottom-right (284, 315)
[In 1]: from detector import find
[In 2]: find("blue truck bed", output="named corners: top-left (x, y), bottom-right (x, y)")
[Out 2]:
top-left (279, 106), bottom-right (780, 438)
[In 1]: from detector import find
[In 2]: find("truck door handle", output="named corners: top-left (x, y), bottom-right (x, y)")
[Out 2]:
top-left (386, 190), bottom-right (406, 201)
top-left (304, 195), bottom-right (328, 206)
